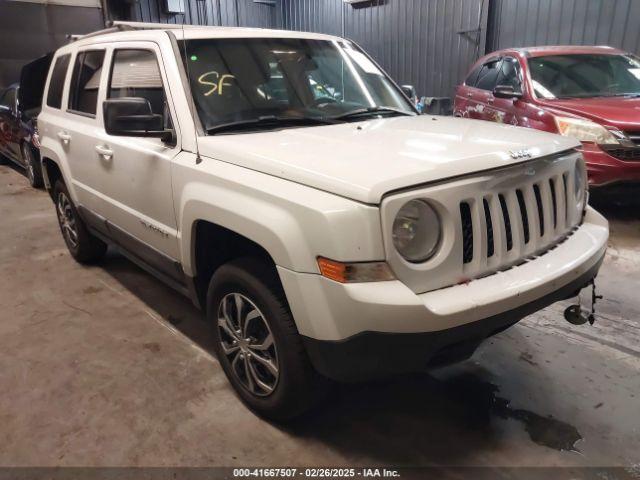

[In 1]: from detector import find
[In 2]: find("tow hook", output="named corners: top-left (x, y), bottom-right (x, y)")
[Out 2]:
top-left (564, 279), bottom-right (603, 326)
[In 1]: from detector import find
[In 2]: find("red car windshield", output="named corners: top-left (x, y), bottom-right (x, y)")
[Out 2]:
top-left (528, 53), bottom-right (640, 99)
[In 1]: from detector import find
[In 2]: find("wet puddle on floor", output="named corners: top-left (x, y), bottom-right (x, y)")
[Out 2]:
top-left (493, 396), bottom-right (582, 452)
top-left (444, 373), bottom-right (582, 452)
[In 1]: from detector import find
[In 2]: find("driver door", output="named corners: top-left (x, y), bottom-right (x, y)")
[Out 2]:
top-left (492, 56), bottom-right (525, 126)
top-left (93, 43), bottom-right (182, 275)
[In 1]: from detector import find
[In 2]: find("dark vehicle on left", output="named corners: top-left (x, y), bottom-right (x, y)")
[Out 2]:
top-left (0, 54), bottom-right (53, 188)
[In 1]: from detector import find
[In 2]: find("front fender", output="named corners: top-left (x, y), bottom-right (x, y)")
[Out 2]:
top-left (173, 153), bottom-right (385, 276)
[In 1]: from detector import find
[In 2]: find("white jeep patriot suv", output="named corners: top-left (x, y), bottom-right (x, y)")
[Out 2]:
top-left (38, 22), bottom-right (608, 419)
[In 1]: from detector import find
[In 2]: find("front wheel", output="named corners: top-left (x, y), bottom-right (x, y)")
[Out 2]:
top-left (207, 258), bottom-right (329, 420)
top-left (22, 143), bottom-right (43, 188)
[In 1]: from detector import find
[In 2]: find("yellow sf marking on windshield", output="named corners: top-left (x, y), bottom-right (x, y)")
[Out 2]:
top-left (198, 71), bottom-right (235, 96)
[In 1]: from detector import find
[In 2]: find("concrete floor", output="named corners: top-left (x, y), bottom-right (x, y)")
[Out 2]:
top-left (0, 162), bottom-right (639, 469)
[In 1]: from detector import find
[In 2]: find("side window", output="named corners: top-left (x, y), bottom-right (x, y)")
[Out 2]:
top-left (475, 59), bottom-right (502, 91)
top-left (496, 57), bottom-right (522, 91)
top-left (68, 50), bottom-right (105, 116)
top-left (46, 54), bottom-right (71, 109)
top-left (465, 63), bottom-right (483, 87)
top-left (108, 49), bottom-right (169, 126)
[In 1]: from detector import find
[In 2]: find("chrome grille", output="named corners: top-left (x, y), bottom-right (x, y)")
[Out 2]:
top-left (603, 132), bottom-right (640, 161)
top-left (603, 147), bottom-right (640, 161)
top-left (381, 150), bottom-right (584, 294)
top-left (626, 132), bottom-right (640, 145)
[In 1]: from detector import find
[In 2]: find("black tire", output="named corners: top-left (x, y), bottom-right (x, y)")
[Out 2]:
top-left (207, 258), bottom-right (329, 421)
top-left (22, 143), bottom-right (44, 188)
top-left (53, 179), bottom-right (107, 264)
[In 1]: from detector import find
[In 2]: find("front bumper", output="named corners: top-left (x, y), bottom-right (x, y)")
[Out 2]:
top-left (277, 207), bottom-right (608, 380)
top-left (303, 256), bottom-right (603, 381)
top-left (583, 143), bottom-right (640, 186)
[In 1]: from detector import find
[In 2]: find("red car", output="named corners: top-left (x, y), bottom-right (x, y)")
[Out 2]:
top-left (454, 45), bottom-right (640, 189)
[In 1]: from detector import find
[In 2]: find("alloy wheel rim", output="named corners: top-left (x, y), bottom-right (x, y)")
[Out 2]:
top-left (217, 293), bottom-right (279, 397)
top-left (57, 192), bottom-right (79, 249)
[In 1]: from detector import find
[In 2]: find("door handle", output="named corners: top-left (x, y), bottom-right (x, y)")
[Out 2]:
top-left (95, 145), bottom-right (113, 160)
top-left (467, 92), bottom-right (473, 98)
top-left (57, 131), bottom-right (71, 144)
top-left (487, 97), bottom-right (495, 104)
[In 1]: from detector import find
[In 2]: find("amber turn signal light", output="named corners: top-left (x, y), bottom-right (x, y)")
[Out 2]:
top-left (317, 257), bottom-right (395, 283)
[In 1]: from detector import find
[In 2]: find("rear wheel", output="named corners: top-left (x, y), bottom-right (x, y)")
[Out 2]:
top-left (54, 179), bottom-right (107, 263)
top-left (22, 143), bottom-right (43, 188)
top-left (207, 258), bottom-right (329, 420)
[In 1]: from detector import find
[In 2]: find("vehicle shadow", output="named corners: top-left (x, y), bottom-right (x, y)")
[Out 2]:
top-left (99, 250), bottom-right (541, 465)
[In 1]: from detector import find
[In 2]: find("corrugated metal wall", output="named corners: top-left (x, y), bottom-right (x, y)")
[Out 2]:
top-left (282, 0), bottom-right (488, 98)
top-left (487, 0), bottom-right (640, 54)
top-left (0, 1), bottom-right (104, 88)
top-left (282, 0), bottom-right (343, 36)
top-left (117, 0), bottom-right (282, 28)
top-left (113, 0), bottom-right (640, 98)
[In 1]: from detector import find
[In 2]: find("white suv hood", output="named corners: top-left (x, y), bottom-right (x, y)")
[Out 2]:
top-left (197, 116), bottom-right (578, 204)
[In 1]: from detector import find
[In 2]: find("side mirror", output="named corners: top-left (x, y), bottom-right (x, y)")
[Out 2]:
top-left (493, 85), bottom-right (523, 99)
top-left (401, 84), bottom-right (417, 102)
top-left (103, 97), bottom-right (172, 141)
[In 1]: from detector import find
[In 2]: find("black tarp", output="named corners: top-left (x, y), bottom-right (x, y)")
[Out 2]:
top-left (18, 52), bottom-right (53, 117)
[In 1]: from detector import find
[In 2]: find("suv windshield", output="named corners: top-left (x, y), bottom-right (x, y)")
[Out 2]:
top-left (529, 53), bottom-right (640, 99)
top-left (179, 38), bottom-right (415, 133)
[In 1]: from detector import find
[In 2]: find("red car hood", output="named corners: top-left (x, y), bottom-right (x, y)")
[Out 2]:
top-left (538, 96), bottom-right (640, 131)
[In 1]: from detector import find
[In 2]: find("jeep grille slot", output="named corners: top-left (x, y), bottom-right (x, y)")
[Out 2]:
top-left (562, 172), bottom-right (569, 225)
top-left (460, 202), bottom-right (474, 264)
top-left (498, 194), bottom-right (513, 251)
top-left (516, 189), bottom-right (530, 244)
top-left (483, 198), bottom-right (494, 258)
top-left (533, 184), bottom-right (544, 237)
top-left (549, 178), bottom-right (557, 228)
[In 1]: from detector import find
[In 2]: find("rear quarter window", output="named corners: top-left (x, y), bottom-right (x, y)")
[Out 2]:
top-left (465, 64), bottom-right (482, 86)
top-left (68, 50), bottom-right (105, 116)
top-left (46, 54), bottom-right (71, 109)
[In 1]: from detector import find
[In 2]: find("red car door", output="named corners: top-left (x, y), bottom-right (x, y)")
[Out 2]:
top-left (461, 57), bottom-right (502, 121)
top-left (491, 56), bottom-right (525, 126)
top-left (455, 63), bottom-right (481, 117)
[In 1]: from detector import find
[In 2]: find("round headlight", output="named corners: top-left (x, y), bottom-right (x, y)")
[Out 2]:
top-left (392, 199), bottom-right (441, 263)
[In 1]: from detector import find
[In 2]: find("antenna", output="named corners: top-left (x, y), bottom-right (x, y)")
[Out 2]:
top-left (181, 0), bottom-right (203, 165)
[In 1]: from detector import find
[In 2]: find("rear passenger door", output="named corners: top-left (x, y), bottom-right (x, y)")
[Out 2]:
top-left (92, 43), bottom-right (181, 268)
top-left (61, 48), bottom-right (107, 211)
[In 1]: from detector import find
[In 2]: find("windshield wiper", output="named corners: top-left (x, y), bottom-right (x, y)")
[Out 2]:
top-left (206, 115), bottom-right (339, 135)
top-left (606, 93), bottom-right (640, 98)
top-left (332, 106), bottom-right (415, 121)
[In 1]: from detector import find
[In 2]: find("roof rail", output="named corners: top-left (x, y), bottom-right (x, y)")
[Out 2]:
top-left (67, 24), bottom-right (134, 42)
top-left (109, 20), bottom-right (202, 30)
top-left (68, 20), bottom-right (204, 43)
